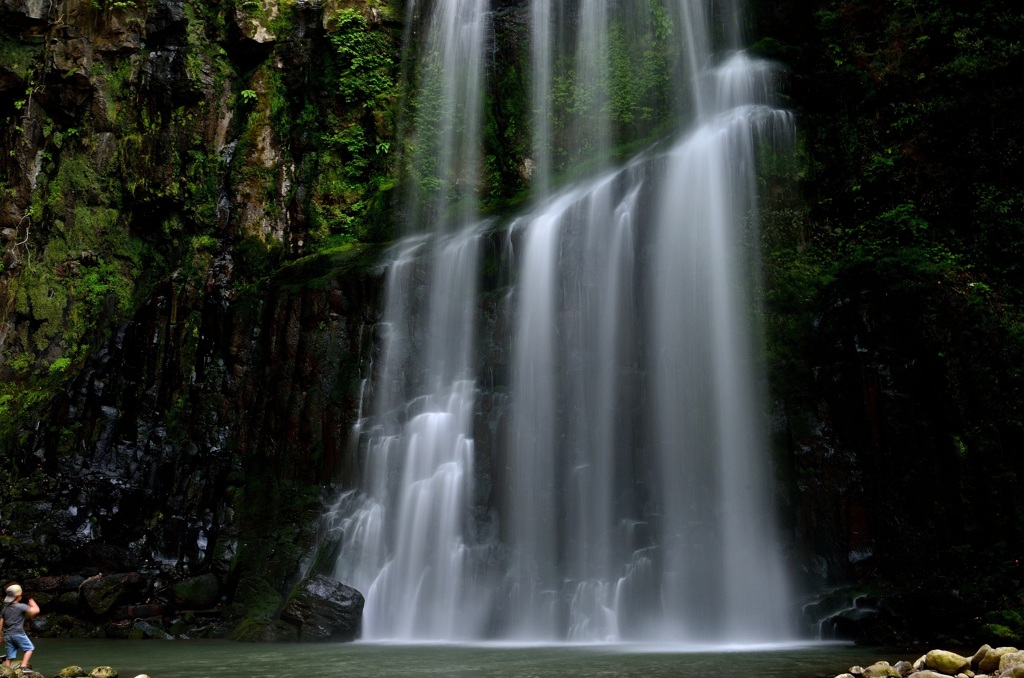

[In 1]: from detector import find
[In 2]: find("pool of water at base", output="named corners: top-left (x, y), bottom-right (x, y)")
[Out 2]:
top-left (33, 639), bottom-right (910, 678)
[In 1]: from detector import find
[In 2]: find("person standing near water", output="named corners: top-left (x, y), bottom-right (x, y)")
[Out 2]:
top-left (1, 583), bottom-right (40, 672)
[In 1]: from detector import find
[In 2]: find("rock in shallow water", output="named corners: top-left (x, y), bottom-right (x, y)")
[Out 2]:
top-left (280, 574), bottom-right (364, 641)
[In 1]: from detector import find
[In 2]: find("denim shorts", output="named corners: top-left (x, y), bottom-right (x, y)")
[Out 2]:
top-left (5, 632), bottom-right (34, 658)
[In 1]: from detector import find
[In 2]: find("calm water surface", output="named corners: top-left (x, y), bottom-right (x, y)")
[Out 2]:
top-left (35, 639), bottom-right (906, 678)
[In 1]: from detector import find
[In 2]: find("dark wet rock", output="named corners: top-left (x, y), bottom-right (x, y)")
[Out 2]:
top-left (115, 603), bottom-right (168, 620)
top-left (139, 46), bottom-right (197, 105)
top-left (80, 572), bottom-right (148, 615)
top-left (146, 0), bottom-right (186, 35)
top-left (1, 0), bottom-right (49, 24)
top-left (128, 618), bottom-right (173, 639)
top-left (172, 573), bottom-right (221, 609)
top-left (280, 574), bottom-right (364, 641)
top-left (75, 544), bottom-right (144, 572)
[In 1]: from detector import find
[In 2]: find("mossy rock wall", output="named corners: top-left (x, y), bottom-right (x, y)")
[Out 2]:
top-left (0, 0), bottom-right (396, 639)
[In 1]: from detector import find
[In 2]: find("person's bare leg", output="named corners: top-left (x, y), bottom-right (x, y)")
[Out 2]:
top-left (21, 649), bottom-right (32, 668)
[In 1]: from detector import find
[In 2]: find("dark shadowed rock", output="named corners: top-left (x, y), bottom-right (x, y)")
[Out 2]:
top-left (74, 544), bottom-right (143, 572)
top-left (115, 603), bottom-right (168, 620)
top-left (131, 619), bottom-right (173, 639)
top-left (1, 0), bottom-right (48, 22)
top-left (145, 0), bottom-right (185, 34)
top-left (172, 573), bottom-right (221, 609)
top-left (80, 572), bottom-right (148, 615)
top-left (280, 574), bottom-right (364, 641)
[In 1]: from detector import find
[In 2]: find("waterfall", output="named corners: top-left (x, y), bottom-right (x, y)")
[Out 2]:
top-left (332, 0), bottom-right (796, 643)
top-left (330, 0), bottom-right (495, 640)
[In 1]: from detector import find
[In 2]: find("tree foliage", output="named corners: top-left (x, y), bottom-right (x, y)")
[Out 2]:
top-left (754, 0), bottom-right (1024, 641)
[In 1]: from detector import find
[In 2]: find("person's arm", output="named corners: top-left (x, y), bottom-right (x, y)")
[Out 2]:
top-left (25, 599), bottom-right (39, 618)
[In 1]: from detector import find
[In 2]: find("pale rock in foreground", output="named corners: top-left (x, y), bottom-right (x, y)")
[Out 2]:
top-left (979, 647), bottom-right (1019, 674)
top-left (925, 649), bottom-right (971, 675)
top-left (862, 660), bottom-right (901, 677)
top-left (835, 644), bottom-right (1023, 678)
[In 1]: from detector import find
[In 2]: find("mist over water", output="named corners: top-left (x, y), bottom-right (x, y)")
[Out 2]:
top-left (330, 0), bottom-right (797, 643)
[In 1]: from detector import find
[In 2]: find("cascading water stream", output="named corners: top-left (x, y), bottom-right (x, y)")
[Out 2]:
top-left (331, 0), bottom-right (797, 643)
top-left (330, 0), bottom-right (494, 640)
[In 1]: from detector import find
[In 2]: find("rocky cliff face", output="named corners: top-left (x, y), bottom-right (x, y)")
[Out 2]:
top-left (0, 0), bottom-right (398, 640)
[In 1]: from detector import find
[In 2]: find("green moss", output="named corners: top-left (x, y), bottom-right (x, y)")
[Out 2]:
top-left (184, 150), bottom-right (224, 227)
top-left (45, 152), bottom-right (102, 213)
top-left (94, 55), bottom-right (139, 124)
top-left (0, 30), bottom-right (43, 83)
top-left (978, 622), bottom-right (1020, 643)
top-left (182, 2), bottom-right (230, 89)
top-left (983, 609), bottom-right (1024, 631)
top-left (271, 242), bottom-right (380, 293)
top-left (229, 470), bottom-right (325, 597)
top-left (0, 138), bottom-right (150, 442)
